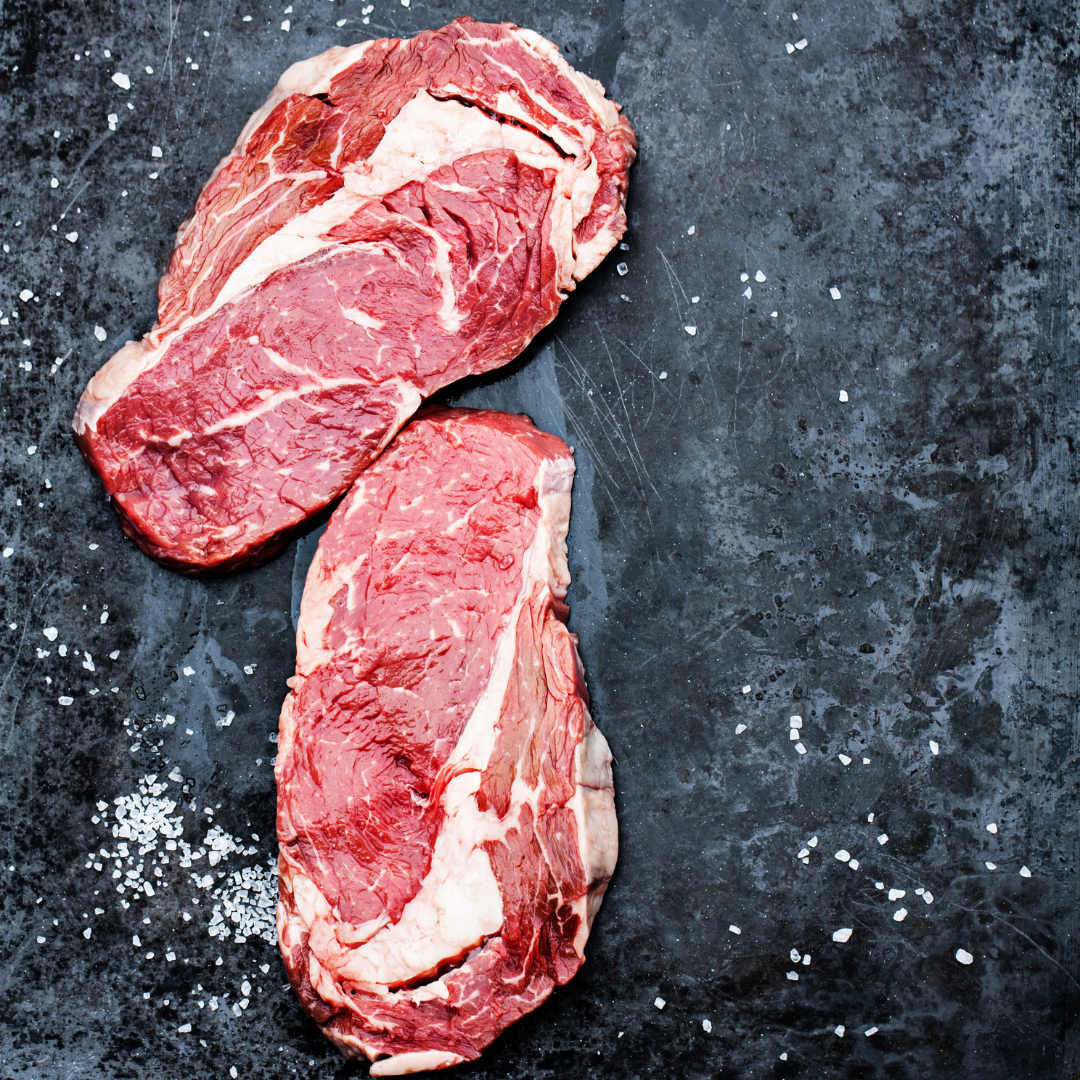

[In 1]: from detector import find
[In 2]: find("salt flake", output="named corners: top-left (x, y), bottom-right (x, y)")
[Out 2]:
top-left (685, 326), bottom-right (697, 336)
top-left (829, 286), bottom-right (842, 300)
top-left (877, 834), bottom-right (889, 846)
top-left (735, 723), bottom-right (746, 734)
top-left (755, 271), bottom-right (766, 282)
top-left (832, 927), bottom-right (852, 943)
top-left (986, 823), bottom-right (998, 834)
top-left (728, 924), bottom-right (741, 935)
top-left (839, 390), bottom-right (849, 402)
top-left (94, 326), bottom-right (107, 342)
top-left (955, 948), bottom-right (973, 965)
top-left (702, 1019), bottom-right (712, 1033)
top-left (654, 996), bottom-right (665, 1009)
top-left (835, 1025), bottom-right (845, 1037)
top-left (834, 850), bottom-right (850, 863)
top-left (893, 908), bottom-right (908, 922)
top-left (1020, 866), bottom-right (1031, 878)
top-left (795, 38), bottom-right (808, 49)
top-left (838, 754), bottom-right (852, 765)
top-left (111, 72), bottom-right (131, 90)
top-left (929, 740), bottom-right (940, 755)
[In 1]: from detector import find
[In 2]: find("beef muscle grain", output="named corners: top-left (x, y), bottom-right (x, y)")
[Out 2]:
top-left (276, 407), bottom-right (616, 1074)
top-left (72, 18), bottom-right (635, 573)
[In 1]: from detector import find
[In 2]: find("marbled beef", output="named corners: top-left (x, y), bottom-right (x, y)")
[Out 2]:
top-left (276, 407), bottom-right (616, 1074)
top-left (72, 18), bottom-right (635, 573)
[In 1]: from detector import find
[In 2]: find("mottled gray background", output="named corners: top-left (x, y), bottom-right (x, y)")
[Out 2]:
top-left (1, 0), bottom-right (1078, 1077)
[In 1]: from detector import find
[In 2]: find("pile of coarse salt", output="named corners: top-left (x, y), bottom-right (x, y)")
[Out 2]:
top-left (208, 859), bottom-right (279, 945)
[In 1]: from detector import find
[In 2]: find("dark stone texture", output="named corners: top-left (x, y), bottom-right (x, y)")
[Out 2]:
top-left (1, 1), bottom-right (1078, 1078)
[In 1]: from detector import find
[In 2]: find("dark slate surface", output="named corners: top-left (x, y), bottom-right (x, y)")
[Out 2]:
top-left (1, 1), bottom-right (1077, 1077)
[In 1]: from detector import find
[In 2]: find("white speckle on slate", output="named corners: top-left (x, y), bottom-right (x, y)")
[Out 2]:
top-left (100, 611), bottom-right (109, 624)
top-left (789, 729), bottom-right (800, 741)
top-left (684, 325), bottom-right (697, 336)
top-left (243, 15), bottom-right (252, 20)
top-left (835, 1025), bottom-right (845, 1038)
top-left (43, 627), bottom-right (58, 641)
top-left (771, 310), bottom-right (778, 317)
top-left (743, 286), bottom-right (752, 299)
top-left (893, 908), bottom-right (908, 922)
top-left (955, 948), bottom-right (973, 965)
top-left (889, 889), bottom-right (906, 901)
top-left (183, 666), bottom-right (195, 676)
top-left (65, 232), bottom-right (78, 243)
top-left (151, 146), bottom-right (162, 158)
top-left (166, 951), bottom-right (176, 962)
top-left (687, 225), bottom-right (695, 235)
top-left (337, 18), bottom-right (347, 26)
top-left (735, 723), bottom-right (746, 734)
top-left (654, 996), bottom-right (665, 1010)
top-left (786, 971), bottom-right (799, 981)
top-left (830, 286), bottom-right (842, 300)
top-left (930, 740), bottom-right (940, 755)
top-left (740, 272), bottom-right (749, 282)
top-left (790, 949), bottom-right (801, 962)
top-left (692, 295), bottom-right (699, 303)
top-left (178, 1023), bottom-right (191, 1033)
top-left (149, 172), bottom-right (158, 179)
top-left (808, 836), bottom-right (818, 848)
top-left (797, 848), bottom-right (809, 859)
top-left (702, 1019), bottom-right (712, 1033)
top-left (790, 715), bottom-right (802, 729)
top-left (58, 696), bottom-right (74, 706)
top-left (839, 389), bottom-right (849, 402)
top-left (133, 934), bottom-right (141, 946)
top-left (865, 1026), bottom-right (879, 1036)
top-left (94, 325), bottom-right (107, 341)
top-left (863, 757), bottom-right (871, 764)
top-left (849, 859), bottom-right (860, 870)
top-left (281, 19), bottom-right (290, 30)
top-left (923, 891), bottom-right (934, 904)
top-left (728, 925), bottom-right (741, 935)
top-left (877, 834), bottom-right (889, 845)
top-left (985, 862), bottom-right (997, 870)
top-left (51, 177), bottom-right (59, 188)
top-left (832, 928), bottom-right (852, 943)
top-left (986, 823), bottom-right (998, 834)
top-left (802, 954), bottom-right (811, 965)
top-left (37, 936), bottom-right (46, 944)
top-left (658, 371), bottom-right (668, 380)
top-left (19, 289), bottom-right (33, 301)
top-left (780, 1053), bottom-right (788, 1061)
top-left (795, 38), bottom-right (808, 49)
top-left (834, 850), bottom-right (850, 863)
top-left (741, 684), bottom-right (752, 694)
top-left (111, 72), bottom-right (131, 89)
top-left (616, 262), bottom-right (628, 275)
top-left (838, 754), bottom-right (852, 766)
top-left (1020, 866), bottom-right (1031, 878)
top-left (230, 1068), bottom-right (238, 1078)
top-left (795, 742), bottom-right (806, 754)
top-left (755, 271), bottom-right (766, 282)
top-left (786, 42), bottom-right (795, 53)
top-left (83, 927), bottom-right (92, 939)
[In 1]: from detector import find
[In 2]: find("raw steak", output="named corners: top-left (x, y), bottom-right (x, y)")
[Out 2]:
top-left (72, 18), bottom-right (636, 573)
top-left (276, 407), bottom-right (616, 1074)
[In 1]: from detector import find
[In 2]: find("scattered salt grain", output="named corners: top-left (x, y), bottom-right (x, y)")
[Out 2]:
top-left (829, 287), bottom-right (842, 300)
top-left (832, 928), bottom-right (852, 943)
top-left (865, 1026), bottom-right (879, 1036)
top-left (808, 837), bottom-right (818, 848)
top-left (795, 38), bottom-right (808, 49)
top-left (183, 666), bottom-right (195, 676)
top-left (797, 848), bottom-right (809, 859)
top-left (166, 951), bottom-right (176, 961)
top-left (834, 850), bottom-right (850, 862)
top-left (985, 862), bottom-right (997, 870)
top-left (955, 948), bottom-right (973, 965)
top-left (877, 834), bottom-right (889, 846)
top-left (133, 934), bottom-right (141, 946)
top-left (755, 271), bottom-right (766, 282)
top-left (100, 611), bottom-right (109, 624)
top-left (743, 286), bottom-right (752, 299)
top-left (94, 325), bottom-right (107, 341)
top-left (654, 996), bottom-right (665, 1009)
top-left (986, 823), bottom-right (998, 834)
top-left (151, 146), bottom-right (162, 158)
top-left (863, 757), bottom-right (871, 764)
top-left (771, 310), bottom-right (778, 317)
top-left (65, 232), bottom-right (78, 243)
top-left (281, 19), bottom-right (290, 30)
top-left (1020, 866), bottom-right (1031, 878)
top-left (790, 949), bottom-right (801, 962)
top-left (2, 548), bottom-right (12, 558)
top-left (702, 1019), bottom-right (712, 1033)
top-left (922, 891), bottom-right (934, 904)
top-left (930, 740), bottom-right (940, 755)
top-left (659, 371), bottom-right (668, 380)
top-left (795, 742), bottom-right (806, 754)
top-left (685, 326), bottom-right (697, 336)
top-left (687, 225), bottom-right (695, 235)
top-left (835, 1025), bottom-right (845, 1037)
top-left (780, 1053), bottom-right (788, 1061)
top-left (728, 925), bottom-right (741, 935)
top-left (50, 177), bottom-right (59, 188)
top-left (741, 684), bottom-right (752, 694)
top-left (178, 1023), bottom-right (191, 1033)
top-left (692, 296), bottom-right (699, 303)
top-left (58, 696), bottom-right (74, 706)
top-left (37, 936), bottom-right (46, 944)
top-left (43, 627), bottom-right (58, 641)
top-left (839, 390), bottom-right (849, 402)
top-left (83, 927), bottom-right (92, 939)
top-left (19, 289), bottom-right (32, 302)
top-left (889, 889), bottom-right (906, 901)
top-left (838, 754), bottom-right (852, 765)
top-left (789, 729), bottom-right (800, 741)
top-left (111, 72), bottom-right (131, 89)
top-left (616, 262), bottom-right (628, 275)
top-left (789, 715), bottom-right (802, 729)
top-left (893, 908), bottom-right (908, 922)
top-left (337, 18), bottom-right (347, 26)
top-left (849, 860), bottom-right (860, 869)
top-left (230, 1068), bottom-right (238, 1078)
top-left (740, 273), bottom-right (749, 283)
top-left (145, 66), bottom-right (154, 74)
top-left (785, 43), bottom-right (795, 54)
top-left (735, 723), bottom-right (746, 734)
top-left (786, 971), bottom-right (799, 981)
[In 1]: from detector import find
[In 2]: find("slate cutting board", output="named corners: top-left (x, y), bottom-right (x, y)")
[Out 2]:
top-left (1, 2), bottom-right (1077, 1078)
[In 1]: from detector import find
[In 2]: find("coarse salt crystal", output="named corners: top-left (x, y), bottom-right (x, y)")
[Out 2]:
top-left (337, 17), bottom-right (347, 26)
top-left (65, 231), bottom-right (78, 243)
top-left (839, 390), bottom-right (849, 402)
top-left (687, 225), bottom-right (695, 235)
top-left (789, 729), bottom-right (800, 741)
top-left (849, 859), bottom-right (859, 870)
top-left (835, 1025), bottom-right (845, 1037)
top-left (889, 889), bottom-right (905, 901)
top-left (785, 42), bottom-right (795, 53)
top-left (893, 908), bottom-right (908, 921)
top-left (830, 287), bottom-right (842, 300)
top-left (834, 850), bottom-right (850, 862)
top-left (789, 715), bottom-right (802, 728)
top-left (1020, 866), bottom-right (1031, 878)
top-left (58, 696), bottom-right (73, 706)
top-left (790, 949), bottom-right (801, 962)
top-left (955, 948), bottom-right (973, 965)
top-left (985, 861), bottom-right (997, 870)
top-left (685, 325), bottom-right (697, 336)
top-left (877, 834), bottom-right (889, 845)
top-left (795, 38), bottom-right (808, 49)
top-left (183, 666), bottom-right (195, 676)
top-left (740, 273), bottom-right (749, 282)
top-left (795, 742), bottom-right (806, 754)
top-left (83, 927), bottom-right (92, 939)
top-left (735, 724), bottom-right (746, 734)
top-left (51, 177), bottom-right (59, 188)
top-left (838, 754), bottom-right (852, 765)
top-left (986, 823), bottom-right (998, 834)
top-left (797, 848), bottom-right (809, 859)
top-left (743, 286), bottom-right (752, 299)
top-left (151, 146), bottom-right (162, 158)
top-left (728, 925), bottom-right (741, 935)
top-left (111, 72), bottom-right (131, 89)
top-left (808, 837), bottom-right (817, 847)
top-left (19, 289), bottom-right (33, 301)
top-left (930, 740), bottom-right (939, 755)
top-left (616, 262), bottom-right (628, 275)
top-left (94, 325), bottom-right (107, 341)
top-left (702, 1019), bottom-right (712, 1033)
top-left (863, 757), bottom-right (871, 765)
top-left (755, 271), bottom-right (766, 282)
top-left (659, 371), bottom-right (668, 380)
top-left (37, 936), bottom-right (46, 944)
top-left (786, 971), bottom-right (799, 981)
top-left (832, 928), bottom-right (852, 943)
top-left (865, 1026), bottom-right (879, 1036)
top-left (230, 1068), bottom-right (238, 1078)
top-left (922, 891), bottom-right (934, 904)
top-left (43, 627), bottom-right (58, 641)
top-left (281, 19), bottom-right (290, 30)
top-left (741, 685), bottom-right (751, 694)
top-left (771, 310), bottom-right (778, 317)
top-left (166, 951), bottom-right (176, 961)
top-left (654, 996), bottom-right (665, 1009)
top-left (178, 1023), bottom-right (191, 1033)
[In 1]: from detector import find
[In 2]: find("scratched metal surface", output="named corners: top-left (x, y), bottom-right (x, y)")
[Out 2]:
top-left (1, 1), bottom-right (1078, 1078)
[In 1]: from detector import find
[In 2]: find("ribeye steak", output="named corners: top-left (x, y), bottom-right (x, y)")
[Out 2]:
top-left (276, 407), bottom-right (617, 1074)
top-left (73, 18), bottom-right (635, 573)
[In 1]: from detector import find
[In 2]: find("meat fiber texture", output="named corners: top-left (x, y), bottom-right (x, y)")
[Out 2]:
top-left (72, 17), bottom-right (636, 573)
top-left (276, 407), bottom-right (617, 1074)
